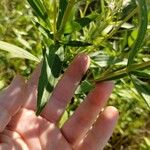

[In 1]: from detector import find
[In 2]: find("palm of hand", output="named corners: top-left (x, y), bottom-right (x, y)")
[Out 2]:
top-left (0, 55), bottom-right (118, 150)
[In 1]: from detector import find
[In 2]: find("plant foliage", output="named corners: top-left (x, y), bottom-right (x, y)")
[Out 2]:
top-left (26, 0), bottom-right (150, 114)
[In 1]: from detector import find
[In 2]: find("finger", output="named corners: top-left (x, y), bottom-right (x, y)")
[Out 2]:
top-left (24, 63), bottom-right (41, 109)
top-left (0, 75), bottom-right (26, 132)
top-left (76, 106), bottom-right (119, 150)
top-left (41, 54), bottom-right (90, 123)
top-left (27, 63), bottom-right (42, 87)
top-left (61, 82), bottom-right (114, 146)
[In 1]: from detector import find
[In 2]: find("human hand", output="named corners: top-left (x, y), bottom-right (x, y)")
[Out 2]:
top-left (0, 54), bottom-right (119, 150)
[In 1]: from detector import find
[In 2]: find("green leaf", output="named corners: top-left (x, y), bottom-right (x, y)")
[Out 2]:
top-left (79, 80), bottom-right (94, 94)
top-left (0, 41), bottom-right (39, 62)
top-left (128, 29), bottom-right (138, 47)
top-left (64, 12), bottom-right (98, 34)
top-left (27, 0), bottom-right (47, 20)
top-left (75, 12), bottom-right (98, 28)
top-left (57, 0), bottom-right (68, 30)
top-left (75, 18), bottom-right (93, 28)
top-left (64, 21), bottom-right (81, 34)
top-left (130, 75), bottom-right (150, 108)
top-left (131, 70), bottom-right (150, 79)
top-left (56, 0), bottom-right (76, 38)
top-left (127, 0), bottom-right (148, 66)
top-left (46, 46), bottom-right (64, 78)
top-left (36, 44), bottom-right (64, 115)
top-left (34, 21), bottom-right (53, 39)
top-left (65, 40), bottom-right (92, 47)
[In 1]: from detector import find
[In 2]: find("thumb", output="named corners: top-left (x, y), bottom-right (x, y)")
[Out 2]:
top-left (0, 75), bottom-right (26, 132)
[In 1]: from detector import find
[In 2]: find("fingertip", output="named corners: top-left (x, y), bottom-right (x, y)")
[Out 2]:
top-left (27, 63), bottom-right (42, 87)
top-left (74, 53), bottom-right (90, 74)
top-left (96, 81), bottom-right (114, 91)
top-left (102, 106), bottom-right (119, 123)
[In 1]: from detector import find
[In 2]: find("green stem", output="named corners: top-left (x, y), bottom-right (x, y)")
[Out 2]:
top-left (53, 0), bottom-right (57, 34)
top-left (100, 0), bottom-right (105, 14)
top-left (94, 61), bottom-right (150, 82)
top-left (127, 0), bottom-right (148, 66)
top-left (131, 61), bottom-right (150, 70)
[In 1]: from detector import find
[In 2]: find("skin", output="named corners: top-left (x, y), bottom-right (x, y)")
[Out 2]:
top-left (0, 54), bottom-right (119, 150)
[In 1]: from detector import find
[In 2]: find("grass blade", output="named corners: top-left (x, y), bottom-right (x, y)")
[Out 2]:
top-left (0, 41), bottom-right (39, 62)
top-left (27, 0), bottom-right (47, 20)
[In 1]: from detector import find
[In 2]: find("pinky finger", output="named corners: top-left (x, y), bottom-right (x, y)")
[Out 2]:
top-left (76, 106), bottom-right (119, 150)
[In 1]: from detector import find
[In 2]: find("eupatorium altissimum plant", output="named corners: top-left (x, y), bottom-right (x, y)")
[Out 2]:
top-left (24, 0), bottom-right (150, 115)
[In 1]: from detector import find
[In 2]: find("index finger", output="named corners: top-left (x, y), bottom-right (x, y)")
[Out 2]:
top-left (41, 54), bottom-right (90, 123)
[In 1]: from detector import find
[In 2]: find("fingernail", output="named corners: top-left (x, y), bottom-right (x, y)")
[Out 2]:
top-left (76, 54), bottom-right (90, 74)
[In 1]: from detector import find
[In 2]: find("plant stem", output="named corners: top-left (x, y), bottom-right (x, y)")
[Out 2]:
top-left (56, 0), bottom-right (76, 40)
top-left (94, 61), bottom-right (150, 82)
top-left (53, 0), bottom-right (57, 35)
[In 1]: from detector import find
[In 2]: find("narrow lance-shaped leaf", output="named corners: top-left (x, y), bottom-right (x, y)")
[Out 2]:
top-left (76, 80), bottom-right (94, 94)
top-left (64, 12), bottom-right (98, 34)
top-left (127, 0), bottom-right (148, 66)
top-left (0, 41), bottom-right (39, 62)
top-left (57, 0), bottom-right (68, 30)
top-left (34, 21), bottom-right (53, 39)
top-left (131, 70), bottom-right (150, 79)
top-left (56, 0), bottom-right (76, 39)
top-left (75, 12), bottom-right (98, 28)
top-left (130, 75), bottom-right (150, 108)
top-left (36, 44), bottom-right (64, 115)
top-left (65, 40), bottom-right (92, 47)
top-left (27, 0), bottom-right (47, 20)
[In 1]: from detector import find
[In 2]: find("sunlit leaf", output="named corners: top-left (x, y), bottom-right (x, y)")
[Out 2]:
top-left (64, 12), bottom-right (98, 34)
top-left (0, 41), bottom-right (39, 62)
top-left (27, 0), bottom-right (47, 20)
top-left (128, 29), bottom-right (138, 47)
